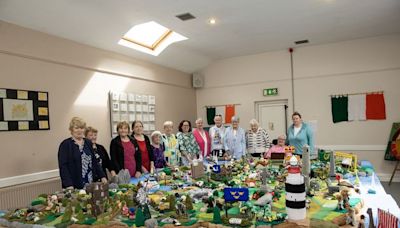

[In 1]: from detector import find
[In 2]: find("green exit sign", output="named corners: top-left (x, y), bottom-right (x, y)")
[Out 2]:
top-left (263, 88), bottom-right (278, 96)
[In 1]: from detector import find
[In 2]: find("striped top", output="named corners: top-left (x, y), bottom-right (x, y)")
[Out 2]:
top-left (245, 127), bottom-right (271, 154)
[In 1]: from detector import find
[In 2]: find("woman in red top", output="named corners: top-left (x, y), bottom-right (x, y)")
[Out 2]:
top-left (109, 121), bottom-right (142, 178)
top-left (132, 121), bottom-right (154, 173)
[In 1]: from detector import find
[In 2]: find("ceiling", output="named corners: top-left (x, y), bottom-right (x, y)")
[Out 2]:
top-left (1, 0), bottom-right (399, 73)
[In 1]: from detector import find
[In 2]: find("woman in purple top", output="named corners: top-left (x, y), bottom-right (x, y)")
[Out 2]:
top-left (151, 131), bottom-right (168, 168)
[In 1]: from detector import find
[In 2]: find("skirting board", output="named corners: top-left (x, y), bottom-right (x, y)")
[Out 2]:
top-left (0, 169), bottom-right (59, 188)
top-left (377, 173), bottom-right (400, 183)
top-left (317, 145), bottom-right (386, 151)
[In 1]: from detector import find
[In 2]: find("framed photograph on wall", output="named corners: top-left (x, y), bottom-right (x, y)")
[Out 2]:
top-left (149, 96), bottom-right (155, 105)
top-left (109, 91), bottom-right (155, 137)
top-left (112, 103), bottom-right (119, 111)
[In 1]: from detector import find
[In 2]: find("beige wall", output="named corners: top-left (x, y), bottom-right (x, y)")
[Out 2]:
top-left (1, 19), bottom-right (400, 181)
top-left (196, 34), bottom-right (400, 178)
top-left (0, 21), bottom-right (197, 179)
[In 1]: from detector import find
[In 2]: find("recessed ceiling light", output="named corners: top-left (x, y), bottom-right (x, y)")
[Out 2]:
top-left (118, 21), bottom-right (188, 56)
top-left (208, 18), bottom-right (217, 25)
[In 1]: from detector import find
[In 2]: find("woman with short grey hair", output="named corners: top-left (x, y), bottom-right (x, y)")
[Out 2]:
top-left (162, 121), bottom-right (180, 166)
top-left (224, 116), bottom-right (246, 159)
top-left (193, 118), bottom-right (211, 159)
top-left (246, 119), bottom-right (271, 157)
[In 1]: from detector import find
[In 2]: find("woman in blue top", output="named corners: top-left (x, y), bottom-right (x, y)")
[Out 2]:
top-left (58, 117), bottom-right (107, 189)
top-left (224, 116), bottom-right (246, 160)
top-left (287, 112), bottom-right (314, 155)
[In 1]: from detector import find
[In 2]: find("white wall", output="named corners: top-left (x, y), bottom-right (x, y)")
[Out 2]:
top-left (196, 34), bottom-right (400, 178)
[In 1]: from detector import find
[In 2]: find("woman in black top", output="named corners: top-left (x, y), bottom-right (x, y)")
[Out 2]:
top-left (110, 121), bottom-right (142, 178)
top-left (131, 120), bottom-right (154, 174)
top-left (85, 126), bottom-right (111, 179)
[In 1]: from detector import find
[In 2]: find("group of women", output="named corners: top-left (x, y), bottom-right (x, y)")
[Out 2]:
top-left (58, 112), bottom-right (314, 189)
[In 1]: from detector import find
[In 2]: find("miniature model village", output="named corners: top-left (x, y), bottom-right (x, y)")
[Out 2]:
top-left (0, 146), bottom-right (376, 228)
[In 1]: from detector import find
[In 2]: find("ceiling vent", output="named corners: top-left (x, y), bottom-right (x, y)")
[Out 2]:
top-left (294, 39), bottom-right (309, 45)
top-left (176, 13), bottom-right (196, 21)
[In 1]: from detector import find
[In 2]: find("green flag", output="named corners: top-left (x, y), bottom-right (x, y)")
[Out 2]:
top-left (206, 107), bottom-right (216, 125)
top-left (331, 96), bottom-right (348, 123)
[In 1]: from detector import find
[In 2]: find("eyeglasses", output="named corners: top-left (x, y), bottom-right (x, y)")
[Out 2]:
top-left (182, 124), bottom-right (190, 127)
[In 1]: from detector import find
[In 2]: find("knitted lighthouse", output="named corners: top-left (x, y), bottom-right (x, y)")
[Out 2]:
top-left (285, 155), bottom-right (307, 220)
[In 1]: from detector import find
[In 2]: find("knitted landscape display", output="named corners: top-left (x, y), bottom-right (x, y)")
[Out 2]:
top-left (0, 154), bottom-right (370, 227)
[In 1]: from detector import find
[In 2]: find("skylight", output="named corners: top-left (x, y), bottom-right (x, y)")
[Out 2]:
top-left (118, 21), bottom-right (187, 56)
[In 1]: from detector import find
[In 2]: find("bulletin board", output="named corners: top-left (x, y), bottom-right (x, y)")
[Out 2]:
top-left (109, 91), bottom-right (155, 138)
top-left (0, 88), bottom-right (50, 131)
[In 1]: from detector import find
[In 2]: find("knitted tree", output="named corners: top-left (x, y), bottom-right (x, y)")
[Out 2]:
top-left (143, 204), bottom-right (151, 220)
top-left (168, 195), bottom-right (176, 211)
top-left (213, 190), bottom-right (219, 197)
top-left (185, 195), bottom-right (193, 211)
top-left (135, 207), bottom-right (145, 227)
top-left (76, 210), bottom-right (85, 224)
top-left (212, 206), bottom-right (222, 224)
top-left (61, 205), bottom-right (73, 223)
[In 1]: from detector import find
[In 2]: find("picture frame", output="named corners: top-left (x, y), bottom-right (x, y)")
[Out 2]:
top-left (0, 88), bottom-right (50, 131)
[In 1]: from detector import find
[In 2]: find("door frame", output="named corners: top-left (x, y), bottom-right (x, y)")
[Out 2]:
top-left (254, 99), bottom-right (289, 135)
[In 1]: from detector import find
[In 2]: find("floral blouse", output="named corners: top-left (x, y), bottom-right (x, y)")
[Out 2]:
top-left (176, 132), bottom-right (200, 156)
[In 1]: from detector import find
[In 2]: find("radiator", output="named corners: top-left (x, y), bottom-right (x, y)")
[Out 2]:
top-left (0, 178), bottom-right (61, 210)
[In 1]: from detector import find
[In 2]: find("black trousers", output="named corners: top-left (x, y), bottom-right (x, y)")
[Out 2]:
top-left (250, 153), bottom-right (263, 158)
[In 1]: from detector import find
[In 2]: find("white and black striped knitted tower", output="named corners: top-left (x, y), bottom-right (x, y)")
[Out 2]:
top-left (285, 156), bottom-right (307, 220)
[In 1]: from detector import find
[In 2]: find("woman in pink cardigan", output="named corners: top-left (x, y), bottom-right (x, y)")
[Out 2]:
top-left (264, 134), bottom-right (292, 159)
top-left (193, 118), bottom-right (211, 159)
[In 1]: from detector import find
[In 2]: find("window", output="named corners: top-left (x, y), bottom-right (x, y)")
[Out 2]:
top-left (118, 21), bottom-right (187, 56)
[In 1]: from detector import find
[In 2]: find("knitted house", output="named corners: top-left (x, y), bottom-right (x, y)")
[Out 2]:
top-left (86, 182), bottom-right (109, 216)
top-left (211, 165), bottom-right (232, 181)
top-left (191, 161), bottom-right (205, 179)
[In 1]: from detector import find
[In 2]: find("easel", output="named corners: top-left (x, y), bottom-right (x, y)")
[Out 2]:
top-left (389, 160), bottom-right (400, 186)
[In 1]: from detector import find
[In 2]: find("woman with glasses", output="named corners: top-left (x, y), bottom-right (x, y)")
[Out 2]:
top-left (264, 134), bottom-right (291, 159)
top-left (176, 120), bottom-right (200, 165)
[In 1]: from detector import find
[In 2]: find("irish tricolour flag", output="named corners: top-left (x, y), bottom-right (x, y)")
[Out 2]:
top-left (331, 93), bottom-right (386, 123)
